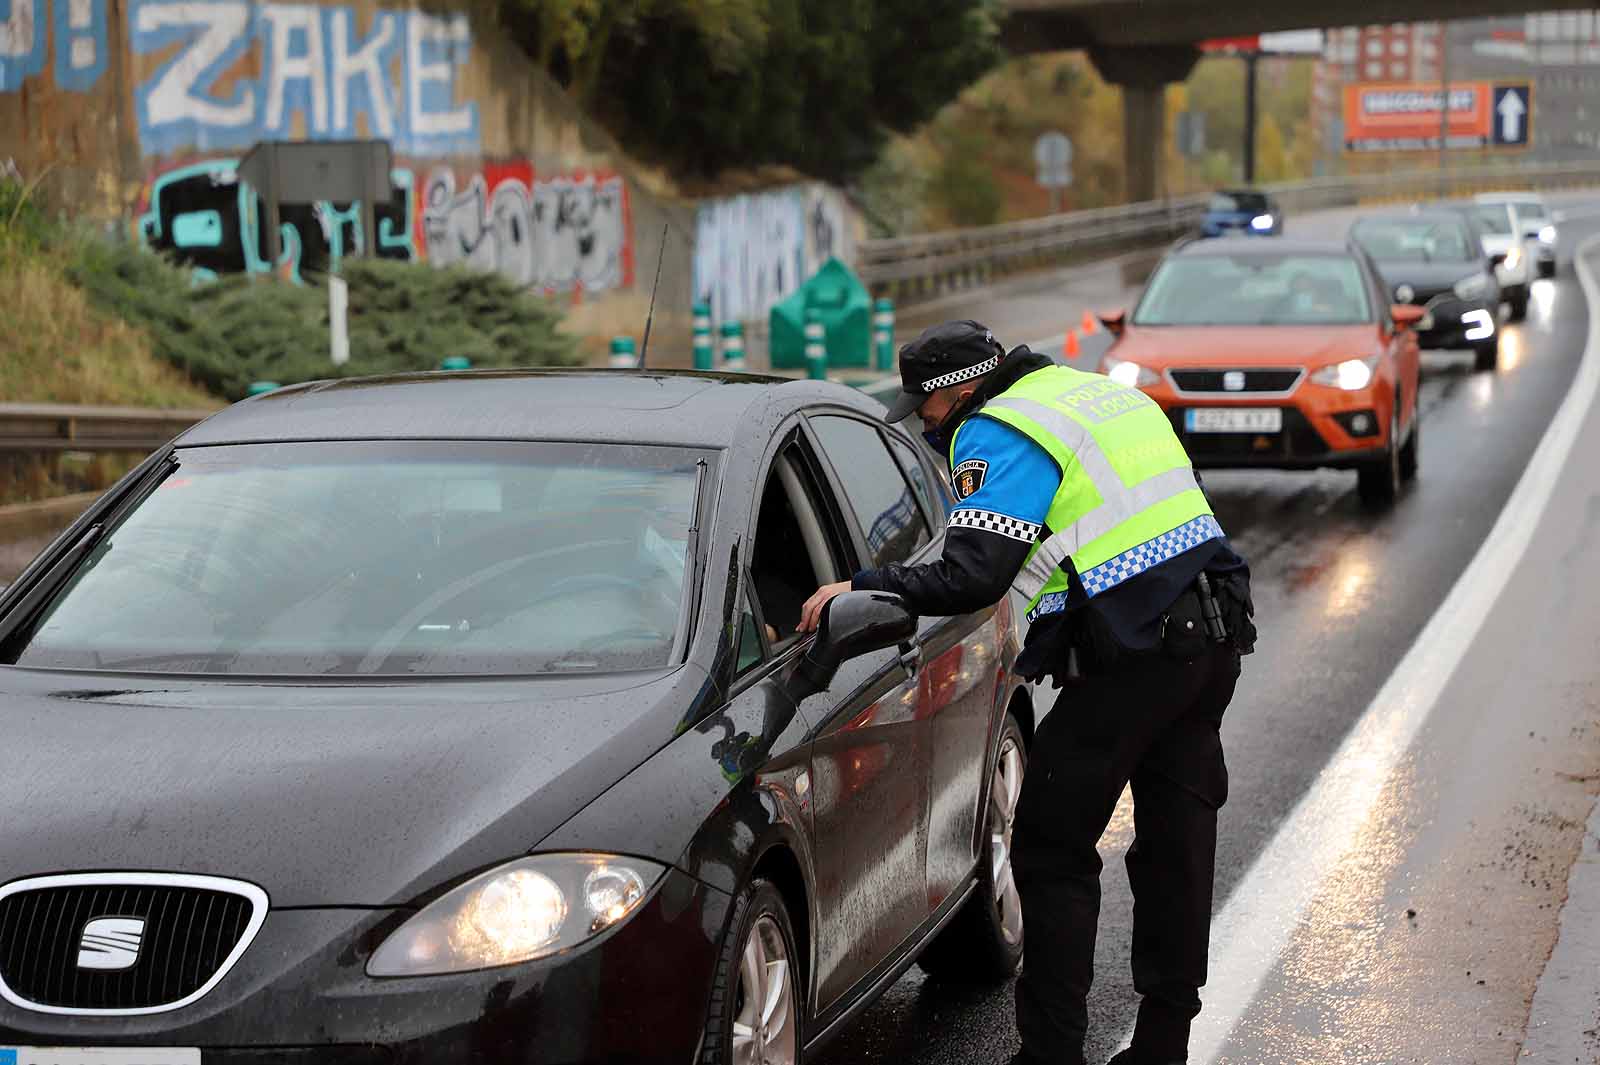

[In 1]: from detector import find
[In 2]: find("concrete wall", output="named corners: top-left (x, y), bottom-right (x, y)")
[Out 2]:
top-left (0, 0), bottom-right (696, 338)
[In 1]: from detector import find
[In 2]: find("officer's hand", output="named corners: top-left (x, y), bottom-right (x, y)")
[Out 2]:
top-left (799, 581), bottom-right (851, 633)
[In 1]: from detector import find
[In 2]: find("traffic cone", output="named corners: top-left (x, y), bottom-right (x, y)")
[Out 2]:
top-left (1063, 331), bottom-right (1080, 358)
top-left (1081, 310), bottom-right (1099, 334)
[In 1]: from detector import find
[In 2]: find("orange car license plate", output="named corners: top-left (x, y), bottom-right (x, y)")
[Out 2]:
top-left (1185, 408), bottom-right (1282, 434)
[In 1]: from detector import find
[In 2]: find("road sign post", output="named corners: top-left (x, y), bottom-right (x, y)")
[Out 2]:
top-left (1034, 131), bottom-right (1073, 215)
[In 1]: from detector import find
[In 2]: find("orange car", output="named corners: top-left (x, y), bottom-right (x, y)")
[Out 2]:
top-left (1096, 237), bottom-right (1426, 506)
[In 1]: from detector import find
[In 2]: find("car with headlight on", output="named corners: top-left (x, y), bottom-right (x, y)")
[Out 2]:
top-left (1095, 237), bottom-right (1424, 506)
top-left (0, 369), bottom-right (1035, 1065)
top-left (1477, 191), bottom-right (1557, 278)
top-left (1350, 209), bottom-right (1502, 372)
top-left (1463, 200), bottom-right (1531, 321)
top-left (1199, 188), bottom-right (1283, 238)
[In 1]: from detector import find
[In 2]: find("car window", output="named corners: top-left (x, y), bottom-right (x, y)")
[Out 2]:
top-left (1351, 218), bottom-right (1475, 262)
top-left (809, 415), bottom-right (931, 567)
top-left (749, 441), bottom-right (848, 652)
top-left (1209, 191), bottom-right (1267, 214)
top-left (734, 588), bottom-right (765, 673)
top-left (1133, 253), bottom-right (1372, 326)
top-left (887, 435), bottom-right (946, 530)
top-left (1473, 204), bottom-right (1514, 235)
top-left (2, 441), bottom-right (707, 676)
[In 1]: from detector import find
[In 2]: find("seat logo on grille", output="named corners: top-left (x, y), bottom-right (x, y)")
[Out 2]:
top-left (77, 917), bottom-right (145, 971)
top-left (1223, 371), bottom-right (1247, 392)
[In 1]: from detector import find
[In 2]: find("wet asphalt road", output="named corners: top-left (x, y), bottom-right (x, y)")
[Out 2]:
top-left (813, 198), bottom-right (1600, 1065)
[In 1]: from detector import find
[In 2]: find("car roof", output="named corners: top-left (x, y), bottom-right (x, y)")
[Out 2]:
top-left (1172, 236), bottom-right (1353, 257)
top-left (1354, 209), bottom-right (1472, 226)
top-left (177, 369), bottom-right (881, 449)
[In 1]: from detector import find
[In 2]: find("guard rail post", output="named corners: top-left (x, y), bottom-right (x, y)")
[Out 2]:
top-left (804, 310), bottom-right (828, 381)
top-left (874, 299), bottom-right (896, 372)
top-left (692, 302), bottom-right (714, 371)
top-left (609, 336), bottom-right (637, 369)
top-left (720, 321), bottom-right (746, 372)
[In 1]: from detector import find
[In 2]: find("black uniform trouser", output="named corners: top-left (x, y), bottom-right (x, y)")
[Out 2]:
top-left (1012, 641), bottom-right (1240, 1064)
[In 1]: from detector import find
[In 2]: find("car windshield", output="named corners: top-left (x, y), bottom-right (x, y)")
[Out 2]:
top-left (1514, 200), bottom-right (1549, 221)
top-left (4, 441), bottom-right (707, 676)
top-left (1209, 191), bottom-right (1269, 214)
top-left (1133, 253), bottom-right (1371, 326)
top-left (1351, 218), bottom-right (1475, 262)
top-left (1473, 205), bottom-right (1514, 235)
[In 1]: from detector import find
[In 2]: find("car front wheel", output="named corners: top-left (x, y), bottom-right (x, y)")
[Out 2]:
top-left (702, 879), bottom-right (801, 1065)
top-left (1474, 334), bottom-right (1500, 373)
top-left (918, 713), bottom-right (1027, 983)
top-left (1358, 407), bottom-right (1402, 508)
top-left (1508, 286), bottom-right (1529, 322)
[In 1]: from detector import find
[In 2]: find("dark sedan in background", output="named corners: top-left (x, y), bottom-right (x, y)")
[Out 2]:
top-left (1350, 208), bottom-right (1503, 372)
top-left (0, 370), bottom-right (1035, 1065)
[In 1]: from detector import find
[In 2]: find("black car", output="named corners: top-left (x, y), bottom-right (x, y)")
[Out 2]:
top-left (1350, 209), bottom-right (1503, 372)
top-left (0, 370), bottom-right (1035, 1065)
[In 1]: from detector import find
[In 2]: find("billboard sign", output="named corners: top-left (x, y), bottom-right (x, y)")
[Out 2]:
top-left (1343, 81), bottom-right (1533, 152)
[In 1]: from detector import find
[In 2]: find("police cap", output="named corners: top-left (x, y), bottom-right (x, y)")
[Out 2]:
top-left (881, 320), bottom-right (1006, 424)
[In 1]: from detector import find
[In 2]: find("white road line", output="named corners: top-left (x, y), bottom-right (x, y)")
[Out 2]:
top-left (1108, 230), bottom-right (1600, 1061)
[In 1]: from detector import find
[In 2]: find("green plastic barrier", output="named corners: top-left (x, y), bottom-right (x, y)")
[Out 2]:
top-left (769, 257), bottom-right (871, 371)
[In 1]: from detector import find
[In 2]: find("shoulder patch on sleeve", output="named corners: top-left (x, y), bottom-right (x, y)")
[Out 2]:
top-left (953, 458), bottom-right (988, 500)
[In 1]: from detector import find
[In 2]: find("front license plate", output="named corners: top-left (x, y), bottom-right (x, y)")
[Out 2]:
top-left (1185, 408), bottom-right (1282, 434)
top-left (1, 1050), bottom-right (200, 1065)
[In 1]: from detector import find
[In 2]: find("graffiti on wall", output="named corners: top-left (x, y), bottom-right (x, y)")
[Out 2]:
top-left (138, 157), bottom-right (415, 282)
top-left (421, 163), bottom-right (631, 293)
top-left (693, 183), bottom-right (855, 324)
top-left (1, 0), bottom-right (109, 92)
top-left (137, 157), bottom-right (633, 295)
top-left (129, 0), bottom-right (478, 156)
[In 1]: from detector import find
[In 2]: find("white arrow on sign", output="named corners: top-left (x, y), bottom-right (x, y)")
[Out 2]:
top-left (1497, 89), bottom-right (1526, 142)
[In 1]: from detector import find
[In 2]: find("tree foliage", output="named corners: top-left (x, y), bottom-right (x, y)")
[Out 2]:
top-left (515, 0), bottom-right (1002, 183)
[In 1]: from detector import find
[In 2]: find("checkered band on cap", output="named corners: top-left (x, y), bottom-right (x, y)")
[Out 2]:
top-left (1078, 515), bottom-right (1225, 598)
top-left (949, 507), bottom-right (1041, 543)
top-left (922, 354), bottom-right (1000, 392)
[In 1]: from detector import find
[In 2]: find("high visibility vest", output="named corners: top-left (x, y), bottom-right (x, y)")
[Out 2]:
top-left (951, 365), bottom-right (1221, 621)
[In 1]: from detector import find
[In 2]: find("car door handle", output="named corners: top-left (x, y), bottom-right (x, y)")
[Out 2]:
top-left (896, 642), bottom-right (922, 682)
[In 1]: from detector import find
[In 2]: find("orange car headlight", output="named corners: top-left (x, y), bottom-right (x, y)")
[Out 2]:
top-left (1103, 357), bottom-right (1159, 389)
top-left (1311, 357), bottom-right (1379, 391)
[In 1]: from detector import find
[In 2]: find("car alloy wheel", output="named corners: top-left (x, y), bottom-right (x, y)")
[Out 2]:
top-left (991, 735), bottom-right (1024, 946)
top-left (732, 914), bottom-right (797, 1065)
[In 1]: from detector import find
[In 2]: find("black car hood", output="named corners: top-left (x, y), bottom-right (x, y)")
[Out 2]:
top-left (0, 665), bottom-right (718, 907)
top-left (1369, 258), bottom-right (1482, 294)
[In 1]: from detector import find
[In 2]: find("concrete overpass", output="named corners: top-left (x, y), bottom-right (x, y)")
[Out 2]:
top-left (1001, 0), bottom-right (1599, 201)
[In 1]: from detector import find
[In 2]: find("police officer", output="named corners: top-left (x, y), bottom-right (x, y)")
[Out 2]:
top-left (800, 320), bottom-right (1255, 1065)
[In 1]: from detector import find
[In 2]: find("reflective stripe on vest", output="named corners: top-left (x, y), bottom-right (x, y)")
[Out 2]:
top-left (958, 366), bottom-right (1218, 613)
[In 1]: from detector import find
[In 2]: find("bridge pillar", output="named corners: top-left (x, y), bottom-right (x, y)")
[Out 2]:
top-left (1089, 44), bottom-right (1200, 204)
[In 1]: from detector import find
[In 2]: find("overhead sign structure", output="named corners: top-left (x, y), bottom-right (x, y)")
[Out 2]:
top-left (1201, 30), bottom-right (1324, 55)
top-left (1342, 82), bottom-right (1532, 152)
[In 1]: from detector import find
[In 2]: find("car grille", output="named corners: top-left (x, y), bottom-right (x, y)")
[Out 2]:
top-left (1168, 368), bottom-right (1303, 394)
top-left (0, 879), bottom-right (259, 1011)
top-left (1170, 407), bottom-right (1330, 462)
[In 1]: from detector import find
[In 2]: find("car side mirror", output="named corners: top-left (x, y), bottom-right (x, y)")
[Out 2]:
top-left (1098, 308), bottom-right (1128, 337)
top-left (1391, 305), bottom-right (1426, 329)
top-left (788, 591), bottom-right (917, 699)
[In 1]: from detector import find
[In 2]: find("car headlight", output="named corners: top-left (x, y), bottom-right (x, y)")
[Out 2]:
top-left (367, 854), bottom-right (667, 977)
top-left (1103, 357), bottom-right (1159, 389)
top-left (1311, 356), bottom-right (1379, 391)
top-left (1503, 247), bottom-right (1523, 271)
top-left (1539, 224), bottom-right (1557, 245)
top-left (1453, 274), bottom-right (1491, 300)
top-left (1250, 213), bottom-right (1275, 231)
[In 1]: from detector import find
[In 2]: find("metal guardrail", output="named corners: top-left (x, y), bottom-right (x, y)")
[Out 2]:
top-left (859, 160), bottom-right (1600, 304)
top-left (0, 403), bottom-right (213, 452)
